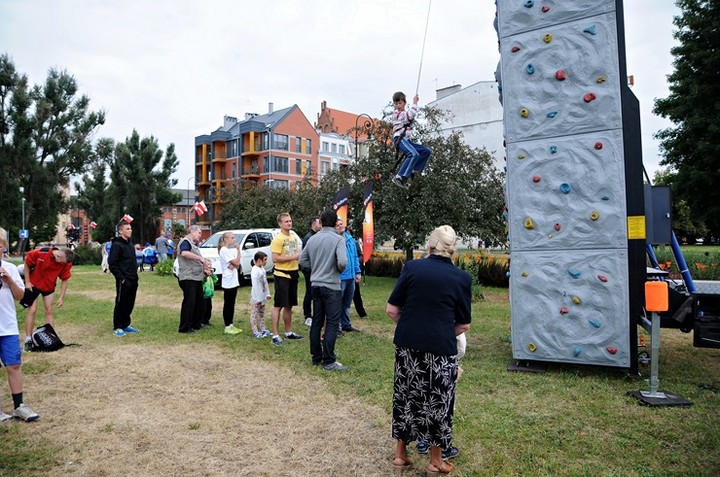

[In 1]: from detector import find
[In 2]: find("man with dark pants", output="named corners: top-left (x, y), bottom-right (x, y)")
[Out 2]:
top-left (299, 210), bottom-right (348, 371)
top-left (177, 226), bottom-right (210, 333)
top-left (302, 216), bottom-right (321, 327)
top-left (108, 221), bottom-right (140, 337)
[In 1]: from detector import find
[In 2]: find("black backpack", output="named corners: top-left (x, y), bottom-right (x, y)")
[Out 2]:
top-left (30, 323), bottom-right (66, 352)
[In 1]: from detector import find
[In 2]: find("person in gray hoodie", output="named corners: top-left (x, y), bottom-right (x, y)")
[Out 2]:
top-left (299, 209), bottom-right (348, 371)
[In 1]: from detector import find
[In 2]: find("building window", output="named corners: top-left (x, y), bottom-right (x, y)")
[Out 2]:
top-left (231, 162), bottom-right (237, 178)
top-left (306, 139), bottom-right (312, 155)
top-left (273, 134), bottom-right (289, 150)
top-left (295, 159), bottom-right (303, 175)
top-left (272, 156), bottom-right (288, 173)
top-left (322, 141), bottom-right (329, 152)
top-left (339, 144), bottom-right (345, 155)
top-left (263, 155), bottom-right (270, 173)
top-left (295, 138), bottom-right (302, 153)
top-left (321, 161), bottom-right (329, 176)
top-left (331, 143), bottom-right (337, 153)
top-left (265, 179), bottom-right (289, 189)
top-left (306, 160), bottom-right (312, 175)
top-left (258, 132), bottom-right (269, 151)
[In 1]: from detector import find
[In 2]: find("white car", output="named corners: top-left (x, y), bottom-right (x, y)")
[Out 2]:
top-left (198, 229), bottom-right (280, 285)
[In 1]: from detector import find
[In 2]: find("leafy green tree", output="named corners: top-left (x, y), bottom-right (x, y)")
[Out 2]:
top-left (0, 53), bottom-right (105, 248)
top-left (653, 0), bottom-right (720, 241)
top-left (653, 168), bottom-right (707, 242)
top-left (75, 138), bottom-right (115, 241)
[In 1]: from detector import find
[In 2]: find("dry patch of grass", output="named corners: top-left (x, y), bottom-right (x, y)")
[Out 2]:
top-left (9, 324), bottom-right (395, 477)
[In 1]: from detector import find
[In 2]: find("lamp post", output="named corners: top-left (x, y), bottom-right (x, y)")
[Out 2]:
top-left (19, 186), bottom-right (26, 259)
top-left (186, 176), bottom-right (195, 229)
top-left (354, 113), bottom-right (373, 163)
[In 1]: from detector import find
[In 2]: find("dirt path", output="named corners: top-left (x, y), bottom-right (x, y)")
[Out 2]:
top-left (15, 324), bottom-right (398, 477)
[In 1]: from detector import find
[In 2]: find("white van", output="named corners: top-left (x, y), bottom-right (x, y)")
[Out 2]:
top-left (198, 229), bottom-right (279, 284)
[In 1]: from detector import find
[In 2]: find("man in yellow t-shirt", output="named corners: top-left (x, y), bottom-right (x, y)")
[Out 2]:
top-left (269, 212), bottom-right (304, 346)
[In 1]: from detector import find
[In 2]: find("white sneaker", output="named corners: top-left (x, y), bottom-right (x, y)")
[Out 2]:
top-left (305, 317), bottom-right (312, 327)
top-left (0, 406), bottom-right (13, 422)
top-left (13, 403), bottom-right (39, 422)
top-left (224, 324), bottom-right (242, 335)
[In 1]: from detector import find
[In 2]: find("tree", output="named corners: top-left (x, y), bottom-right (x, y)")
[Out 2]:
top-left (76, 131), bottom-right (180, 245)
top-left (653, 168), bottom-right (707, 242)
top-left (0, 54), bottom-right (105, 248)
top-left (653, 0), bottom-right (720, 241)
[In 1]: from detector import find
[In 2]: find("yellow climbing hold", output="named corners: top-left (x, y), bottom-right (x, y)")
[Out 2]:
top-left (572, 296), bottom-right (581, 305)
top-left (517, 154), bottom-right (526, 159)
top-left (596, 76), bottom-right (607, 83)
top-left (524, 217), bottom-right (535, 229)
top-left (521, 272), bottom-right (528, 277)
top-left (543, 33), bottom-right (553, 43)
top-left (520, 108), bottom-right (529, 118)
top-left (590, 210), bottom-right (600, 221)
top-left (528, 343), bottom-right (537, 352)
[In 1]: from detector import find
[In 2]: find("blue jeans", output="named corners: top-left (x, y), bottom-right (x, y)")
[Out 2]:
top-left (340, 279), bottom-right (355, 330)
top-left (396, 137), bottom-right (431, 179)
top-left (310, 286), bottom-right (342, 365)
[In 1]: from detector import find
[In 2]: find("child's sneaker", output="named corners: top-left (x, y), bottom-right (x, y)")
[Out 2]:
top-left (392, 176), bottom-right (409, 189)
top-left (285, 332), bottom-right (304, 340)
top-left (271, 336), bottom-right (285, 347)
top-left (224, 324), bottom-right (242, 335)
top-left (253, 331), bottom-right (264, 339)
top-left (261, 330), bottom-right (272, 338)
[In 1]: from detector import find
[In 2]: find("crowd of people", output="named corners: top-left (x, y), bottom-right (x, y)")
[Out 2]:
top-left (2, 212), bottom-right (472, 474)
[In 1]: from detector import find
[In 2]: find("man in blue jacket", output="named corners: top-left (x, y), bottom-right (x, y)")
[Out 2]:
top-left (335, 218), bottom-right (361, 333)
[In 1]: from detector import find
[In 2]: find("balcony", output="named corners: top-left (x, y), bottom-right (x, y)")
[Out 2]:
top-left (212, 155), bottom-right (228, 163)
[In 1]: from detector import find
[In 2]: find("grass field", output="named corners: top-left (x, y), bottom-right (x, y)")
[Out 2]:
top-left (1, 264), bottom-right (719, 476)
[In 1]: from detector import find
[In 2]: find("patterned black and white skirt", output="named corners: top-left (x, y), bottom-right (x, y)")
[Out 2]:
top-left (392, 346), bottom-right (458, 448)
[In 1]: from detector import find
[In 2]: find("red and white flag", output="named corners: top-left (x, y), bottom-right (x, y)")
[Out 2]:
top-left (121, 214), bottom-right (134, 223)
top-left (89, 221), bottom-right (97, 229)
top-left (193, 200), bottom-right (208, 217)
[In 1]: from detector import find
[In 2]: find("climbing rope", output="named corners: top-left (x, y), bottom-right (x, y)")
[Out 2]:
top-left (415, 0), bottom-right (432, 96)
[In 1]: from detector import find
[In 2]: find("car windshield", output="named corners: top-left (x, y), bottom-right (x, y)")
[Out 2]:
top-left (199, 232), bottom-right (245, 249)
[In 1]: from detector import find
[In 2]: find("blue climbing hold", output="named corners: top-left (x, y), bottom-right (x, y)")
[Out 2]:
top-left (584, 25), bottom-right (597, 35)
top-left (546, 111), bottom-right (558, 118)
top-left (549, 146), bottom-right (557, 154)
top-left (602, 195), bottom-right (610, 201)
top-left (573, 347), bottom-right (582, 357)
top-left (524, 0), bottom-right (534, 8)
top-left (568, 268), bottom-right (581, 279)
top-left (526, 64), bottom-right (535, 75)
top-left (589, 319), bottom-right (602, 328)
top-left (559, 183), bottom-right (572, 194)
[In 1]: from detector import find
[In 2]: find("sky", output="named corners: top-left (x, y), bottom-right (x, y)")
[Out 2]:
top-left (1, 0), bottom-right (680, 188)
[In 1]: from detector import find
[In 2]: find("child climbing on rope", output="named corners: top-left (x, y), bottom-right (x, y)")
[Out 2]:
top-left (391, 91), bottom-right (431, 189)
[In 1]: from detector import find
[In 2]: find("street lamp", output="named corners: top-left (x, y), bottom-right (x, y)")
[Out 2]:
top-left (19, 186), bottom-right (26, 259)
top-left (186, 176), bottom-right (195, 228)
top-left (354, 113), bottom-right (373, 163)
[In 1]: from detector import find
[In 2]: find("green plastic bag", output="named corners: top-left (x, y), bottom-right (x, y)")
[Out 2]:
top-left (203, 273), bottom-right (217, 298)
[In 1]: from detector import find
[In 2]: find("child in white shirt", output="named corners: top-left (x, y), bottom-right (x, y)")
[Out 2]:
top-left (250, 252), bottom-right (271, 338)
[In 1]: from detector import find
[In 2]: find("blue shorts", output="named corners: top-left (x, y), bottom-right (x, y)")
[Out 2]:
top-left (0, 335), bottom-right (22, 367)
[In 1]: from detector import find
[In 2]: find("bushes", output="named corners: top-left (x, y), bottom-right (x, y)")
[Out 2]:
top-left (72, 243), bottom-right (102, 265)
top-left (365, 255), bottom-right (405, 278)
top-left (155, 259), bottom-right (175, 276)
top-left (652, 247), bottom-right (720, 280)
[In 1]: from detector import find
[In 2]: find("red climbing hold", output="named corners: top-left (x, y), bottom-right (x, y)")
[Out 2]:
top-left (594, 142), bottom-right (603, 150)
top-left (541, 6), bottom-right (550, 13)
top-left (606, 346), bottom-right (618, 355)
top-left (555, 69), bottom-right (567, 81)
top-left (598, 275), bottom-right (608, 282)
top-left (583, 92), bottom-right (597, 103)
top-left (532, 175), bottom-right (541, 183)
top-left (554, 223), bottom-right (561, 231)
top-left (560, 307), bottom-right (569, 315)
top-left (511, 46), bottom-right (521, 53)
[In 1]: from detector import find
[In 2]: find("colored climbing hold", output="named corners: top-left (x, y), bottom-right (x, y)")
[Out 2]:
top-left (543, 33), bottom-right (553, 44)
top-left (589, 319), bottom-right (602, 328)
top-left (528, 343), bottom-right (537, 352)
top-left (555, 69), bottom-right (567, 81)
top-left (520, 108), bottom-right (529, 118)
top-left (602, 195), bottom-right (610, 201)
top-left (541, 5), bottom-right (550, 13)
top-left (526, 64), bottom-right (535, 75)
top-left (524, 217), bottom-right (535, 229)
top-left (596, 76), bottom-right (607, 83)
top-left (584, 25), bottom-right (597, 35)
top-left (598, 275), bottom-right (608, 282)
top-left (594, 142), bottom-right (603, 150)
top-left (554, 223), bottom-right (561, 231)
top-left (573, 347), bottom-right (582, 357)
top-left (559, 183), bottom-right (572, 194)
top-left (572, 296), bottom-right (581, 305)
top-left (607, 346), bottom-right (618, 355)
top-left (511, 45), bottom-right (521, 53)
top-left (583, 92), bottom-right (597, 103)
top-left (521, 272), bottom-right (528, 277)
top-left (546, 111), bottom-right (558, 118)
top-left (549, 145), bottom-right (558, 154)
top-left (524, 0), bottom-right (534, 8)
top-left (517, 154), bottom-right (526, 159)
top-left (568, 268), bottom-right (581, 279)
top-left (532, 175), bottom-right (541, 183)
top-left (590, 210), bottom-right (600, 221)
top-left (560, 307), bottom-right (569, 315)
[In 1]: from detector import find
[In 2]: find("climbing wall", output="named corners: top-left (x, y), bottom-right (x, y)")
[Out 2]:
top-left (499, 0), bottom-right (632, 367)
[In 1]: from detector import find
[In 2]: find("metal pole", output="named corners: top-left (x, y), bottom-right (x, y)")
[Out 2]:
top-left (20, 186), bottom-right (25, 259)
top-left (354, 113), bottom-right (373, 163)
top-left (186, 176), bottom-right (194, 228)
top-left (641, 311), bottom-right (666, 399)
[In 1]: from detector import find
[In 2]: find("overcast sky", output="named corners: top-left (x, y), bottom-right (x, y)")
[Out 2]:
top-left (1, 0), bottom-right (680, 187)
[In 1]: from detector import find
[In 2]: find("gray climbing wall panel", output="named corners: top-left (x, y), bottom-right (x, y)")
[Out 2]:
top-left (499, 0), bottom-right (631, 366)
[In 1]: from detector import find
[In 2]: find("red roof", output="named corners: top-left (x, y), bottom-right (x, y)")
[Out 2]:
top-left (316, 101), bottom-right (377, 142)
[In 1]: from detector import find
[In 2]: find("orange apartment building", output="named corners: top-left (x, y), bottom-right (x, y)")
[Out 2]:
top-left (194, 104), bottom-right (319, 228)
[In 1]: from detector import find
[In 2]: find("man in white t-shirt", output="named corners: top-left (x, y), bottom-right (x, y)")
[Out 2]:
top-left (0, 227), bottom-right (40, 422)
